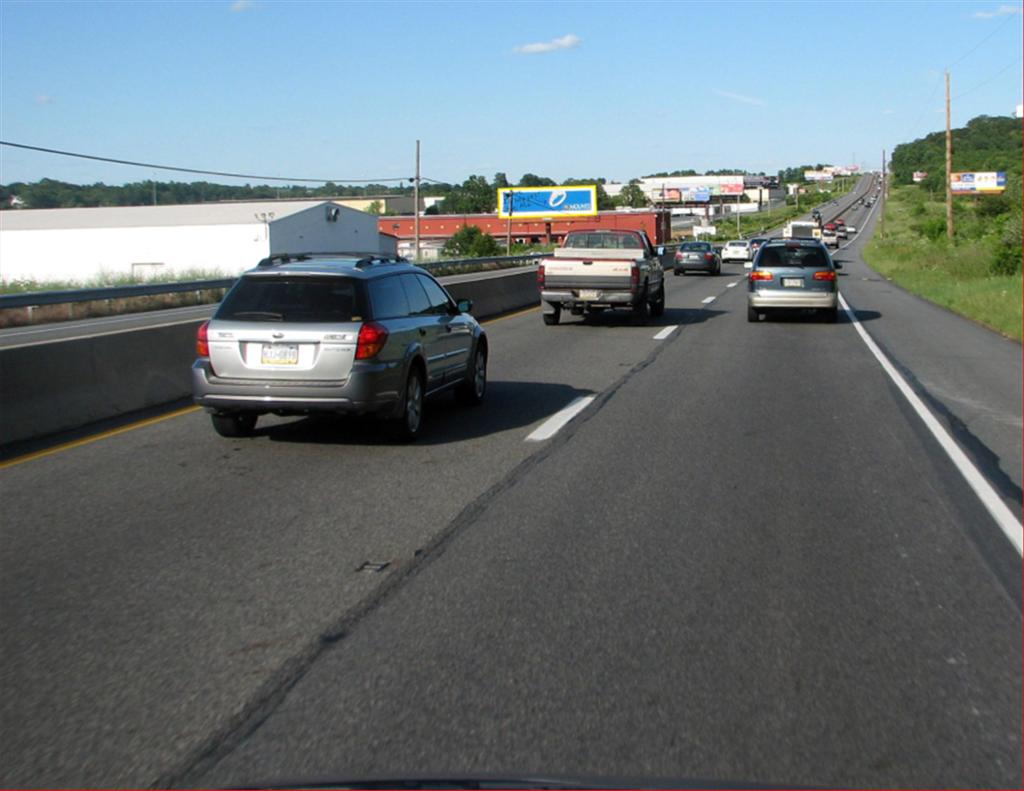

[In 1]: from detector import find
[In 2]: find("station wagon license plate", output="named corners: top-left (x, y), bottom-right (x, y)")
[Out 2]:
top-left (579, 289), bottom-right (600, 300)
top-left (782, 278), bottom-right (804, 288)
top-left (261, 343), bottom-right (299, 365)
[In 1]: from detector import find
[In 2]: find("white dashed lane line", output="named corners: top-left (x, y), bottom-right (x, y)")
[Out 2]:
top-left (525, 396), bottom-right (596, 442)
top-left (701, 296), bottom-right (716, 305)
top-left (652, 325), bottom-right (678, 341)
top-left (726, 282), bottom-right (738, 288)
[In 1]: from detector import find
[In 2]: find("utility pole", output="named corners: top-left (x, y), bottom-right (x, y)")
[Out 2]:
top-left (881, 149), bottom-right (886, 238)
top-left (506, 188), bottom-right (513, 255)
top-left (414, 139), bottom-right (421, 262)
top-left (945, 71), bottom-right (954, 241)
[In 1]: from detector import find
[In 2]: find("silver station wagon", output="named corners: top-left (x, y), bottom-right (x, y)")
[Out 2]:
top-left (747, 239), bottom-right (841, 323)
top-left (192, 254), bottom-right (488, 441)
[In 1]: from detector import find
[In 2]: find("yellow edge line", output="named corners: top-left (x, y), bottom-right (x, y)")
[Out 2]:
top-left (0, 406), bottom-right (201, 471)
top-left (483, 305), bottom-right (539, 324)
top-left (1, 305), bottom-right (539, 470)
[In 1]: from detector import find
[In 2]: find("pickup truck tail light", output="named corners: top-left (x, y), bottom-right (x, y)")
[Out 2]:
top-left (355, 322), bottom-right (389, 359)
top-left (196, 321), bottom-right (210, 357)
top-left (749, 270), bottom-right (774, 281)
top-left (536, 264), bottom-right (545, 288)
top-left (813, 270), bottom-right (837, 281)
top-left (630, 264), bottom-right (640, 288)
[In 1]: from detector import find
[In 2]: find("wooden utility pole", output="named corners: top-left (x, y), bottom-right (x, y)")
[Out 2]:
top-left (506, 189), bottom-right (513, 254)
top-left (945, 71), bottom-right (954, 241)
top-left (414, 139), bottom-right (421, 262)
top-left (881, 149), bottom-right (886, 238)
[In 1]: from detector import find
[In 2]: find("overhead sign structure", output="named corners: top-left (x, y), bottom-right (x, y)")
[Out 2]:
top-left (498, 185), bottom-right (598, 219)
top-left (950, 171), bottom-right (1006, 194)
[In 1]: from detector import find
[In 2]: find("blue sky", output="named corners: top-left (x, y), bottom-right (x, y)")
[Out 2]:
top-left (1, 0), bottom-right (1021, 188)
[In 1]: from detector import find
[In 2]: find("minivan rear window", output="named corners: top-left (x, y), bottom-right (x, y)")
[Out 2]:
top-left (757, 246), bottom-right (830, 268)
top-left (217, 276), bottom-right (365, 322)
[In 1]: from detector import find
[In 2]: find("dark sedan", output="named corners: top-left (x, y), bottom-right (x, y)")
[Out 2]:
top-left (673, 241), bottom-right (721, 276)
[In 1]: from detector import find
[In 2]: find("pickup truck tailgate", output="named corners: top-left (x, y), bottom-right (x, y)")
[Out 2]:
top-left (543, 254), bottom-right (637, 289)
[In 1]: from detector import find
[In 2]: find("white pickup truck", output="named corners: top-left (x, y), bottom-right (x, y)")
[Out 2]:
top-left (537, 229), bottom-right (666, 325)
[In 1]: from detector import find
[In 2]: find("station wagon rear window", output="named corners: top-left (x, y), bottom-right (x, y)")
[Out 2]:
top-left (217, 277), bottom-right (365, 322)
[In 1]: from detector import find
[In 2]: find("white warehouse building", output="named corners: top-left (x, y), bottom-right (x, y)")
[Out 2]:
top-left (0, 200), bottom-right (396, 283)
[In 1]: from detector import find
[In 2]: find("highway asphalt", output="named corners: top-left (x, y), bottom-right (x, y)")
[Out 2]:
top-left (1, 177), bottom-right (1020, 788)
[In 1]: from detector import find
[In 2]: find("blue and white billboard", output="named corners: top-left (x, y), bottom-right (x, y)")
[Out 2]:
top-left (497, 185), bottom-right (598, 219)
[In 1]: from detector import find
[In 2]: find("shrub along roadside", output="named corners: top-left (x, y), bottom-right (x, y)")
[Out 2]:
top-left (863, 184), bottom-right (1022, 341)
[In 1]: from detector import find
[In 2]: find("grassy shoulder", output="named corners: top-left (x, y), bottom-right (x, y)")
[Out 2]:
top-left (0, 267), bottom-right (229, 295)
top-left (863, 185), bottom-right (1022, 341)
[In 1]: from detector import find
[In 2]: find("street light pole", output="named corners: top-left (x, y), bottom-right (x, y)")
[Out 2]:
top-left (414, 140), bottom-right (421, 263)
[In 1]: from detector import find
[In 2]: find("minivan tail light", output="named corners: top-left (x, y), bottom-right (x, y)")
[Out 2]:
top-left (705, 253), bottom-right (714, 261)
top-left (674, 251), bottom-right (683, 262)
top-left (355, 322), bottom-right (389, 359)
top-left (749, 270), bottom-right (774, 281)
top-left (196, 321), bottom-right (210, 357)
top-left (537, 264), bottom-right (545, 287)
top-left (813, 270), bottom-right (837, 281)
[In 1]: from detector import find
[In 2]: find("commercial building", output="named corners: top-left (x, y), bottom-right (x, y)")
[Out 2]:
top-left (333, 195), bottom-right (416, 215)
top-left (380, 210), bottom-right (673, 260)
top-left (0, 200), bottom-right (393, 282)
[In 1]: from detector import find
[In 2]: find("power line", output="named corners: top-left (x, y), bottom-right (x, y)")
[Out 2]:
top-left (0, 140), bottom-right (413, 183)
top-left (953, 57), bottom-right (1024, 100)
top-left (948, 12), bottom-right (1018, 68)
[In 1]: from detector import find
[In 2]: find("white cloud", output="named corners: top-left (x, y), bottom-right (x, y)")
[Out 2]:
top-left (34, 94), bottom-right (54, 105)
top-left (973, 4), bottom-right (1021, 18)
top-left (714, 89), bottom-right (766, 107)
top-left (514, 33), bottom-right (581, 55)
top-left (230, 0), bottom-right (253, 11)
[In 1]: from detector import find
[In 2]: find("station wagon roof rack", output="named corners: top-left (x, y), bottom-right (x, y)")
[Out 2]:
top-left (256, 253), bottom-right (312, 267)
top-left (354, 255), bottom-right (409, 268)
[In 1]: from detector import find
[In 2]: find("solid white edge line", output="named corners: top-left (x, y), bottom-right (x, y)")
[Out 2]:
top-left (652, 325), bottom-right (677, 340)
top-left (701, 296), bottom-right (716, 304)
top-left (838, 292), bottom-right (1023, 555)
top-left (525, 395), bottom-right (595, 442)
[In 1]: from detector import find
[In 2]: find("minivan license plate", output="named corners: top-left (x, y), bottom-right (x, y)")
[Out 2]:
top-left (579, 289), bottom-right (600, 300)
top-left (782, 278), bottom-right (803, 288)
top-left (262, 344), bottom-right (298, 365)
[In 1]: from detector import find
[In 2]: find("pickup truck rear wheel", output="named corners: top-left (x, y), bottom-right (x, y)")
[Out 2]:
top-left (650, 283), bottom-right (665, 318)
top-left (543, 305), bottom-right (561, 326)
top-left (633, 288), bottom-right (651, 324)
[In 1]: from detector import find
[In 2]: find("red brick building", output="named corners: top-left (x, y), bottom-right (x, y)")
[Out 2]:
top-left (379, 210), bottom-right (673, 250)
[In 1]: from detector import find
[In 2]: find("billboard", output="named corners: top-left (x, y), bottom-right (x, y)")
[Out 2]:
top-left (498, 185), bottom-right (598, 218)
top-left (912, 171), bottom-right (928, 182)
top-left (652, 187), bottom-right (682, 202)
top-left (950, 172), bottom-right (1006, 194)
top-left (804, 170), bottom-right (834, 182)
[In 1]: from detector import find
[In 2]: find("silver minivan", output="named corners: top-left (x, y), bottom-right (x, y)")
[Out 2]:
top-left (747, 239), bottom-right (841, 323)
top-left (192, 254), bottom-right (488, 441)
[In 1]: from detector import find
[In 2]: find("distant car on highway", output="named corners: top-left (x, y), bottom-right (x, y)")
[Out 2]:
top-left (721, 240), bottom-right (752, 263)
top-left (822, 228), bottom-right (839, 248)
top-left (192, 253), bottom-right (488, 441)
top-left (673, 241), bottom-right (721, 276)
top-left (748, 239), bottom-right (841, 323)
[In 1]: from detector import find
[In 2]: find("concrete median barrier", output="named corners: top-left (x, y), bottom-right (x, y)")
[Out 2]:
top-left (0, 267), bottom-right (540, 447)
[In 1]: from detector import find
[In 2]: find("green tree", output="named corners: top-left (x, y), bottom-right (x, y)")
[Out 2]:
top-left (518, 173), bottom-right (557, 187)
top-left (617, 180), bottom-right (649, 208)
top-left (439, 175), bottom-right (495, 214)
top-left (441, 225), bottom-right (503, 258)
top-left (365, 200), bottom-right (383, 215)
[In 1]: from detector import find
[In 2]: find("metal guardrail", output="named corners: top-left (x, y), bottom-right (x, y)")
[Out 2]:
top-left (0, 278), bottom-right (237, 309)
top-left (0, 253), bottom-right (550, 310)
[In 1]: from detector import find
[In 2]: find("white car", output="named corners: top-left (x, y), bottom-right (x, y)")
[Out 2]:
top-left (822, 229), bottom-right (839, 248)
top-left (721, 240), bottom-right (751, 263)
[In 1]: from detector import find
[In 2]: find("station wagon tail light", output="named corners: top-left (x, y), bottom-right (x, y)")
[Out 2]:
top-left (813, 270), bottom-right (837, 281)
top-left (749, 270), bottom-right (774, 281)
top-left (536, 264), bottom-right (545, 287)
top-left (355, 321), bottom-right (389, 359)
top-left (196, 321), bottom-right (210, 357)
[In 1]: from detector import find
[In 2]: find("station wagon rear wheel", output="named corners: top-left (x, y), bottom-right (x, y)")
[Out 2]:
top-left (388, 368), bottom-right (424, 442)
top-left (456, 345), bottom-right (487, 406)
